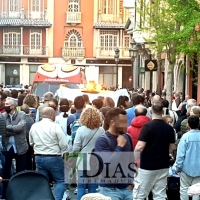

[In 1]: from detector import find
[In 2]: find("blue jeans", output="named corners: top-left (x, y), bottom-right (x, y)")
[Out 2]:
top-left (100, 186), bottom-right (133, 200)
top-left (77, 170), bottom-right (98, 200)
top-left (35, 156), bottom-right (66, 200)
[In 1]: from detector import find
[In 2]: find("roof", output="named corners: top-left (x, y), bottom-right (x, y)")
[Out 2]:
top-left (0, 19), bottom-right (52, 27)
top-left (94, 22), bottom-right (126, 29)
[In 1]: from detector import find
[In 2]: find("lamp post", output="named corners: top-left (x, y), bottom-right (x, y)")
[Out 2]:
top-left (114, 47), bottom-right (120, 89)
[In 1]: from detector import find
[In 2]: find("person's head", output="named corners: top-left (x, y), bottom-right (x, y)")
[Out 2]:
top-left (3, 90), bottom-right (11, 97)
top-left (190, 106), bottom-right (200, 117)
top-left (104, 108), bottom-right (127, 135)
top-left (103, 97), bottom-right (115, 108)
top-left (17, 94), bottom-right (26, 106)
top-left (0, 92), bottom-right (7, 108)
top-left (5, 97), bottom-right (17, 114)
top-left (11, 89), bottom-right (18, 99)
top-left (186, 99), bottom-right (197, 115)
top-left (162, 99), bottom-right (169, 108)
top-left (80, 107), bottom-right (102, 129)
top-left (97, 96), bottom-right (104, 101)
top-left (117, 96), bottom-right (129, 109)
top-left (23, 94), bottom-right (37, 108)
top-left (152, 95), bottom-right (161, 104)
top-left (41, 107), bottom-right (55, 121)
top-left (151, 101), bottom-right (163, 116)
top-left (132, 95), bottom-right (144, 106)
top-left (134, 105), bottom-right (147, 117)
top-left (74, 96), bottom-right (85, 110)
top-left (92, 99), bottom-right (103, 110)
top-left (49, 98), bottom-right (58, 111)
top-left (100, 106), bottom-right (111, 119)
top-left (187, 116), bottom-right (199, 130)
top-left (161, 93), bottom-right (166, 100)
top-left (68, 100), bottom-right (74, 108)
top-left (21, 104), bottom-right (30, 114)
top-left (82, 94), bottom-right (91, 104)
top-left (185, 95), bottom-right (190, 102)
top-left (59, 98), bottom-right (70, 118)
top-left (70, 107), bottom-right (76, 114)
top-left (163, 115), bottom-right (173, 126)
top-left (43, 92), bottom-right (54, 103)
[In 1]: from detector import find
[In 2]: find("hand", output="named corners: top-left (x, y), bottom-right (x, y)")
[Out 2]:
top-left (175, 170), bottom-right (180, 174)
top-left (117, 135), bottom-right (127, 147)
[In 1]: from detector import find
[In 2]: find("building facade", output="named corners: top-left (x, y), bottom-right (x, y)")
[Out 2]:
top-left (0, 0), bottom-right (52, 86)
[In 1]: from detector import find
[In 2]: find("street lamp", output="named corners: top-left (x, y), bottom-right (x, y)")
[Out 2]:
top-left (114, 47), bottom-right (120, 89)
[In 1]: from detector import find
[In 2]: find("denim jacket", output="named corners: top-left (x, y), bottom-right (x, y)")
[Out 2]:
top-left (176, 129), bottom-right (200, 177)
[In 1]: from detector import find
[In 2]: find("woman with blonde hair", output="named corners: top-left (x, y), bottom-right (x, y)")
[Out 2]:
top-left (72, 107), bottom-right (105, 200)
top-left (103, 97), bottom-right (115, 108)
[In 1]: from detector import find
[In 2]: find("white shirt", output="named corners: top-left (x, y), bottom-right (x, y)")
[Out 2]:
top-left (29, 118), bottom-right (69, 155)
top-left (55, 112), bottom-right (68, 135)
top-left (7, 112), bottom-right (17, 153)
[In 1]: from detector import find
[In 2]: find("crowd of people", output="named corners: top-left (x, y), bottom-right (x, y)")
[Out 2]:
top-left (0, 87), bottom-right (199, 200)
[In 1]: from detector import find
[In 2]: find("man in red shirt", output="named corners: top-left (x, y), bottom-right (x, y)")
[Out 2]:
top-left (0, 92), bottom-right (7, 113)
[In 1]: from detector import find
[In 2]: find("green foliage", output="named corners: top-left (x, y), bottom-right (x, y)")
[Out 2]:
top-left (137, 0), bottom-right (200, 61)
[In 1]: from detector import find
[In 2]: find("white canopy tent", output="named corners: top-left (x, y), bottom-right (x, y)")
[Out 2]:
top-left (55, 87), bottom-right (130, 106)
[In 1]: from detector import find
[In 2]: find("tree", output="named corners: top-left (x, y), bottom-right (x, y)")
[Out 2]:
top-left (137, 0), bottom-right (200, 107)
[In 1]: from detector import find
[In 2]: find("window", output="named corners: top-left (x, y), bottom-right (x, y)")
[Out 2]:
top-left (30, 29), bottom-right (42, 54)
top-left (68, 0), bottom-right (80, 12)
top-left (124, 34), bottom-right (130, 50)
top-left (65, 29), bottom-right (82, 47)
top-left (100, 30), bottom-right (118, 55)
top-left (101, 0), bottom-right (114, 14)
top-left (4, 29), bottom-right (21, 47)
top-left (32, 0), bottom-right (40, 12)
top-left (99, 66), bottom-right (116, 88)
top-left (9, 0), bottom-right (18, 11)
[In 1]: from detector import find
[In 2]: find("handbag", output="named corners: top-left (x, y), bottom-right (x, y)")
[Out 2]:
top-left (66, 128), bottom-right (99, 169)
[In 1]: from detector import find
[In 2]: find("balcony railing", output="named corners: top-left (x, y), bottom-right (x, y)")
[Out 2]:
top-left (0, 11), bottom-right (46, 20)
top-left (66, 12), bottom-right (81, 24)
top-left (62, 47), bottom-right (85, 60)
top-left (96, 47), bottom-right (131, 58)
top-left (0, 45), bottom-right (48, 56)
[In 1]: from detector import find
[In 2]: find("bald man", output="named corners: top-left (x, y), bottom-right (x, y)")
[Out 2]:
top-left (29, 107), bottom-right (69, 200)
top-left (147, 95), bottom-right (161, 119)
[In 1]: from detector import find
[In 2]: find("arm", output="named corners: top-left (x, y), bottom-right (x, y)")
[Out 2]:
top-left (169, 143), bottom-right (176, 153)
top-left (56, 124), bottom-right (69, 153)
top-left (135, 141), bottom-right (146, 152)
top-left (6, 112), bottom-right (26, 133)
top-left (72, 127), bottom-right (82, 153)
top-left (176, 136), bottom-right (186, 172)
top-left (29, 127), bottom-right (34, 146)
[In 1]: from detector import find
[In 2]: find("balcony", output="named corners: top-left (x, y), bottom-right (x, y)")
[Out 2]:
top-left (62, 47), bottom-right (85, 61)
top-left (0, 11), bottom-right (46, 20)
top-left (66, 12), bottom-right (81, 25)
top-left (0, 45), bottom-right (48, 56)
top-left (96, 47), bottom-right (130, 58)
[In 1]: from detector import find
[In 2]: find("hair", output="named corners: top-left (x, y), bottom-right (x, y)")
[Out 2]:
top-left (188, 116), bottom-right (199, 129)
top-left (11, 89), bottom-right (18, 99)
top-left (43, 92), bottom-right (54, 102)
top-left (74, 96), bottom-right (85, 110)
top-left (49, 98), bottom-right (58, 106)
top-left (21, 104), bottom-right (30, 114)
top-left (70, 107), bottom-right (76, 114)
top-left (190, 106), bottom-right (200, 117)
top-left (100, 106), bottom-right (111, 119)
top-left (163, 115), bottom-right (173, 124)
top-left (97, 96), bottom-right (105, 101)
top-left (132, 95), bottom-right (144, 106)
top-left (162, 99), bottom-right (169, 108)
top-left (92, 98), bottom-right (103, 110)
top-left (104, 108), bottom-right (126, 130)
top-left (0, 91), bottom-right (7, 100)
top-left (18, 94), bottom-right (26, 106)
top-left (187, 99), bottom-right (197, 107)
top-left (135, 105), bottom-right (147, 117)
top-left (152, 101), bottom-right (163, 115)
top-left (117, 96), bottom-right (129, 109)
top-left (80, 107), bottom-right (102, 129)
top-left (3, 90), bottom-right (11, 97)
top-left (82, 94), bottom-right (91, 104)
top-left (103, 97), bottom-right (115, 108)
top-left (59, 98), bottom-right (69, 118)
top-left (6, 97), bottom-right (17, 107)
top-left (23, 94), bottom-right (37, 108)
